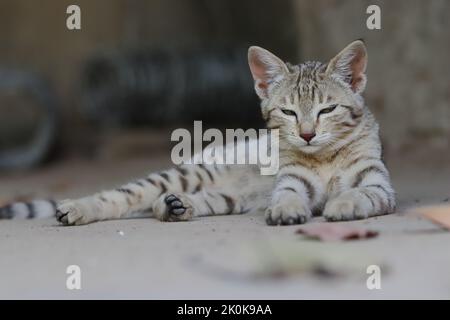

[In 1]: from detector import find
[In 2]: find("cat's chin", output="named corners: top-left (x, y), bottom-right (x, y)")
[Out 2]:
top-left (280, 140), bottom-right (323, 154)
top-left (297, 144), bottom-right (323, 154)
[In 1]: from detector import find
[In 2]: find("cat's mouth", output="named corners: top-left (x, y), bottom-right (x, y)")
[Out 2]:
top-left (301, 144), bottom-right (321, 152)
top-left (282, 134), bottom-right (330, 153)
top-left (300, 133), bottom-right (333, 150)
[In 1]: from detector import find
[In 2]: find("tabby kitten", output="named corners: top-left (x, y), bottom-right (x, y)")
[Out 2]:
top-left (0, 40), bottom-right (395, 225)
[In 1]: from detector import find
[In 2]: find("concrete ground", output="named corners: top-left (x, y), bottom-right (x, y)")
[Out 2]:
top-left (0, 154), bottom-right (449, 299)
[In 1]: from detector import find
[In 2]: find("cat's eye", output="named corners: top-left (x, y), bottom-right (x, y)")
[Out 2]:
top-left (281, 109), bottom-right (296, 117)
top-left (318, 105), bottom-right (338, 116)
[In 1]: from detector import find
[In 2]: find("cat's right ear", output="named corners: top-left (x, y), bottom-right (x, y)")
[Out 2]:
top-left (248, 46), bottom-right (289, 99)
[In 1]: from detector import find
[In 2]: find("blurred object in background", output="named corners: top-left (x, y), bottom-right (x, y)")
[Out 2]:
top-left (0, 0), bottom-right (298, 164)
top-left (0, 69), bottom-right (58, 171)
top-left (80, 47), bottom-right (262, 128)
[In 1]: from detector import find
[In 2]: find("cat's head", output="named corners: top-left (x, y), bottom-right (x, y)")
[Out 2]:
top-left (248, 40), bottom-right (368, 154)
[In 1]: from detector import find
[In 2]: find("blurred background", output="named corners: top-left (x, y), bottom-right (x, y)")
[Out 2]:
top-left (0, 0), bottom-right (449, 173)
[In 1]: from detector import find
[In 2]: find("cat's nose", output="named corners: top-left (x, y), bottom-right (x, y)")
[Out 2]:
top-left (300, 133), bottom-right (316, 143)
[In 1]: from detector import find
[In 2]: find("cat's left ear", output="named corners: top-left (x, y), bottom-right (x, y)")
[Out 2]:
top-left (326, 40), bottom-right (368, 93)
top-left (248, 46), bottom-right (289, 99)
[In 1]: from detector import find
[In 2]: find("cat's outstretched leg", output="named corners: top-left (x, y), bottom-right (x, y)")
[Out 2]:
top-left (56, 164), bottom-right (220, 225)
top-left (152, 189), bottom-right (246, 222)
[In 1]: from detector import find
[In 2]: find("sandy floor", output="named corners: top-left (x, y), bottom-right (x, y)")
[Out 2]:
top-left (0, 155), bottom-right (449, 299)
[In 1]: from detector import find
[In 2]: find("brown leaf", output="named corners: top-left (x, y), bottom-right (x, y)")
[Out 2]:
top-left (415, 205), bottom-right (450, 230)
top-left (296, 223), bottom-right (378, 241)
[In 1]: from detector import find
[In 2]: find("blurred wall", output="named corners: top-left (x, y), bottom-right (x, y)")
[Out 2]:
top-left (293, 0), bottom-right (450, 153)
top-left (0, 0), bottom-right (448, 158)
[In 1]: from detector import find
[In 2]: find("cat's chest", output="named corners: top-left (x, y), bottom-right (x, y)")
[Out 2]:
top-left (315, 163), bottom-right (342, 184)
top-left (280, 154), bottom-right (344, 186)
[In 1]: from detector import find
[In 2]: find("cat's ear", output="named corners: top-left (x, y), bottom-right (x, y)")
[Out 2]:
top-left (248, 46), bottom-right (289, 99)
top-left (326, 40), bottom-right (368, 93)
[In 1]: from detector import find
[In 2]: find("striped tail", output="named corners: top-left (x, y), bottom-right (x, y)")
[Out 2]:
top-left (0, 200), bottom-right (57, 219)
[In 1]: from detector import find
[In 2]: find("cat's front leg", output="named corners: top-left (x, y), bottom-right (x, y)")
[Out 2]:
top-left (266, 166), bottom-right (323, 225)
top-left (323, 162), bottom-right (396, 221)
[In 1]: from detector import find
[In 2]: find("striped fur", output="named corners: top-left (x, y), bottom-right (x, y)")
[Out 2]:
top-left (0, 40), bottom-right (395, 225)
top-left (0, 200), bottom-right (56, 219)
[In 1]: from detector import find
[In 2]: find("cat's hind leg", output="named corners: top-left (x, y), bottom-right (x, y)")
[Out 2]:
top-left (56, 164), bottom-right (217, 225)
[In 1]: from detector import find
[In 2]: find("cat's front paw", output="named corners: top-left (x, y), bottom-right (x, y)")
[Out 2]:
top-left (153, 193), bottom-right (194, 222)
top-left (56, 199), bottom-right (98, 226)
top-left (323, 191), bottom-right (370, 221)
top-left (265, 199), bottom-right (311, 226)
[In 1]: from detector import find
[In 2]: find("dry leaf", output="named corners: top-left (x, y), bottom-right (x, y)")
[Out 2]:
top-left (415, 205), bottom-right (450, 230)
top-left (296, 223), bottom-right (378, 241)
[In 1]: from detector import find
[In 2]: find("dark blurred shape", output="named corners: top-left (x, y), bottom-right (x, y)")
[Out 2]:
top-left (81, 47), bottom-right (263, 128)
top-left (0, 69), bottom-right (58, 171)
